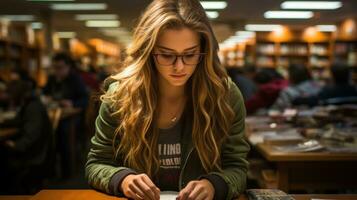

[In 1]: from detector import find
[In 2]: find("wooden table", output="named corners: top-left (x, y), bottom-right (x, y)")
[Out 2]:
top-left (30, 190), bottom-right (125, 200)
top-left (2, 190), bottom-right (357, 200)
top-left (256, 143), bottom-right (357, 192)
top-left (0, 196), bottom-right (31, 200)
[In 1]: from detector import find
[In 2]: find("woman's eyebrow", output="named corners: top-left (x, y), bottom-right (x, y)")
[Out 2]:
top-left (156, 44), bottom-right (200, 52)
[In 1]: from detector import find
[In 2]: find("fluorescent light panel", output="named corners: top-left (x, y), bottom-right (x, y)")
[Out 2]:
top-left (264, 11), bottom-right (313, 19)
top-left (51, 3), bottom-right (107, 10)
top-left (0, 15), bottom-right (35, 21)
top-left (31, 22), bottom-right (43, 29)
top-left (200, 1), bottom-right (227, 9)
top-left (57, 31), bottom-right (76, 38)
top-left (235, 31), bottom-right (255, 37)
top-left (227, 37), bottom-right (247, 42)
top-left (206, 11), bottom-right (219, 19)
top-left (75, 14), bottom-right (117, 20)
top-left (27, 0), bottom-right (75, 2)
top-left (85, 20), bottom-right (120, 28)
top-left (316, 25), bottom-right (337, 32)
top-left (281, 1), bottom-right (342, 10)
top-left (245, 24), bottom-right (282, 32)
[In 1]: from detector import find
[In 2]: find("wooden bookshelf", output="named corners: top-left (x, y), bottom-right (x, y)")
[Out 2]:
top-left (88, 38), bottom-right (121, 67)
top-left (0, 23), bottom-right (42, 83)
top-left (221, 43), bottom-right (246, 67)
top-left (252, 28), bottom-right (334, 70)
top-left (221, 19), bottom-right (357, 81)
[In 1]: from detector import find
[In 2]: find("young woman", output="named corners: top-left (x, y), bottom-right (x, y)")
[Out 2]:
top-left (85, 0), bottom-right (250, 199)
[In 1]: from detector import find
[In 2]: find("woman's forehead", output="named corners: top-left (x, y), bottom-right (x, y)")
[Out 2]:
top-left (156, 27), bottom-right (200, 52)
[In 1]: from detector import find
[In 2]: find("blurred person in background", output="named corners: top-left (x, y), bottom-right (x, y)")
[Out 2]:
top-left (0, 80), bottom-right (52, 194)
top-left (226, 65), bottom-right (257, 101)
top-left (272, 64), bottom-right (322, 110)
top-left (42, 52), bottom-right (88, 109)
top-left (75, 59), bottom-right (100, 93)
top-left (42, 52), bottom-right (88, 178)
top-left (0, 68), bottom-right (36, 110)
top-left (294, 64), bottom-right (357, 106)
top-left (319, 64), bottom-right (357, 101)
top-left (245, 68), bottom-right (288, 114)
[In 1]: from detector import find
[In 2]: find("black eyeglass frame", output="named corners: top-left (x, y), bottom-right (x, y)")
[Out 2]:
top-left (152, 53), bottom-right (206, 66)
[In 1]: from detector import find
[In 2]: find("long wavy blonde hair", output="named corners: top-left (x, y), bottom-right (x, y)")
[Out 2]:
top-left (102, 0), bottom-right (235, 177)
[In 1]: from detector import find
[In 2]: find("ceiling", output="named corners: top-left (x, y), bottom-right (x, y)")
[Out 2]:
top-left (0, 0), bottom-right (356, 45)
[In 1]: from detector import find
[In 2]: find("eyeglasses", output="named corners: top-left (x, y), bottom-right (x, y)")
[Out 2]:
top-left (152, 53), bottom-right (206, 66)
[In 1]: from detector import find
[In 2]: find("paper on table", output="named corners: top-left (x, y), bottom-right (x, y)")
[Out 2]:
top-left (248, 131), bottom-right (276, 145)
top-left (160, 191), bottom-right (179, 200)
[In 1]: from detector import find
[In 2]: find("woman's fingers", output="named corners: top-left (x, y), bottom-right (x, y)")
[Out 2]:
top-left (126, 189), bottom-right (143, 200)
top-left (187, 184), bottom-right (206, 200)
top-left (141, 174), bottom-right (161, 199)
top-left (177, 181), bottom-right (196, 200)
top-left (121, 173), bottom-right (160, 200)
top-left (177, 180), bottom-right (214, 200)
top-left (134, 177), bottom-right (158, 200)
top-left (128, 180), bottom-right (147, 200)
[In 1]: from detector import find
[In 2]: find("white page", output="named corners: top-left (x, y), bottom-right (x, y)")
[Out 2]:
top-left (160, 191), bottom-right (179, 200)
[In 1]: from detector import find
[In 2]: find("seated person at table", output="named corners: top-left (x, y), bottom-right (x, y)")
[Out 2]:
top-left (245, 68), bottom-right (288, 114)
top-left (85, 0), bottom-right (250, 200)
top-left (294, 64), bottom-right (357, 106)
top-left (272, 64), bottom-right (322, 110)
top-left (42, 52), bottom-right (88, 109)
top-left (0, 80), bottom-right (52, 194)
top-left (42, 52), bottom-right (89, 178)
top-left (318, 64), bottom-right (357, 101)
top-left (226, 65), bottom-right (258, 101)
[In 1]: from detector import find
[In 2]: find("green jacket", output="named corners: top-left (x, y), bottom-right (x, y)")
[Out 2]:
top-left (85, 80), bottom-right (250, 200)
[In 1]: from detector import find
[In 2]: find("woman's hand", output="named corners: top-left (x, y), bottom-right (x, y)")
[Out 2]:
top-left (121, 173), bottom-right (160, 200)
top-left (177, 179), bottom-right (215, 200)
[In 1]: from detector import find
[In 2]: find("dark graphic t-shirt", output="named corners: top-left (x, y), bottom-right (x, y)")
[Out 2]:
top-left (156, 119), bottom-right (182, 191)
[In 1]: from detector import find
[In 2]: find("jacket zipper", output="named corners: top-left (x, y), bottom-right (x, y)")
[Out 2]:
top-left (179, 148), bottom-right (194, 190)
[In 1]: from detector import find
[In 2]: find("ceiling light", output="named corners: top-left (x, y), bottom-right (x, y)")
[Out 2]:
top-left (235, 31), bottom-right (256, 37)
top-left (281, 1), bottom-right (342, 10)
top-left (51, 3), bottom-right (107, 10)
top-left (57, 32), bottom-right (76, 38)
top-left (206, 11), bottom-right (219, 19)
top-left (0, 15), bottom-right (35, 21)
top-left (316, 25), bottom-right (337, 32)
top-left (219, 43), bottom-right (235, 49)
top-left (236, 31), bottom-right (255, 36)
top-left (100, 28), bottom-right (131, 37)
top-left (227, 37), bottom-right (247, 43)
top-left (200, 1), bottom-right (227, 9)
top-left (245, 24), bottom-right (283, 32)
top-left (31, 22), bottom-right (43, 29)
top-left (27, 0), bottom-right (75, 2)
top-left (264, 11), bottom-right (313, 19)
top-left (85, 20), bottom-right (120, 28)
top-left (75, 14), bottom-right (117, 20)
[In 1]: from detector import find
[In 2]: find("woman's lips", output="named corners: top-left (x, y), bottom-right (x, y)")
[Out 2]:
top-left (170, 74), bottom-right (186, 78)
